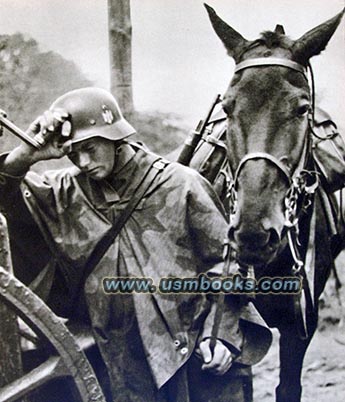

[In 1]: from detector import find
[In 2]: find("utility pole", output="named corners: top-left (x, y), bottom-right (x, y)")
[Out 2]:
top-left (107, 0), bottom-right (134, 118)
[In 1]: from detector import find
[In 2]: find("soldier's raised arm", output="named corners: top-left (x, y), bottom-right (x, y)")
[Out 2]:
top-left (2, 108), bottom-right (71, 176)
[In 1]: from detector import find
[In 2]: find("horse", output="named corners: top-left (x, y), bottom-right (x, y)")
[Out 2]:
top-left (192, 5), bottom-right (344, 402)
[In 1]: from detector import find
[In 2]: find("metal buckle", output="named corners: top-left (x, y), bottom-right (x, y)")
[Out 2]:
top-left (153, 159), bottom-right (168, 171)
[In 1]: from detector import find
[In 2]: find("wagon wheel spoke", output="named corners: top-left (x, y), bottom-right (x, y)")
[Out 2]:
top-left (0, 266), bottom-right (106, 402)
top-left (0, 355), bottom-right (65, 402)
top-left (18, 320), bottom-right (40, 347)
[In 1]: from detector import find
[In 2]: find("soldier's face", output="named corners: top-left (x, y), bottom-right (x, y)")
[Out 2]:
top-left (68, 137), bottom-right (115, 180)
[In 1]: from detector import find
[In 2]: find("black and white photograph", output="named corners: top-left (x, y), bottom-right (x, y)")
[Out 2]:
top-left (0, 1), bottom-right (344, 401)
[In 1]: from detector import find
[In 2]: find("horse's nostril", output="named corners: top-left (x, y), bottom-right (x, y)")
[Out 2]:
top-left (229, 225), bottom-right (281, 251)
top-left (268, 228), bottom-right (280, 248)
top-left (228, 227), bottom-right (235, 242)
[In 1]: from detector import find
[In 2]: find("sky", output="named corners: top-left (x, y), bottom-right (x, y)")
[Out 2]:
top-left (0, 0), bottom-right (344, 127)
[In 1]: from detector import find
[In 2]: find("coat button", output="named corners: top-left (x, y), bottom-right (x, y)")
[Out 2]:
top-left (24, 190), bottom-right (31, 197)
top-left (180, 347), bottom-right (188, 355)
top-left (174, 340), bottom-right (181, 347)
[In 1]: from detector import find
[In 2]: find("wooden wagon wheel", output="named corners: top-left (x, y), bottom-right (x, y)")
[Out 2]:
top-left (0, 266), bottom-right (107, 402)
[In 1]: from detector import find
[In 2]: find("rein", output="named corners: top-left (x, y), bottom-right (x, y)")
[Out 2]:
top-left (225, 57), bottom-right (320, 339)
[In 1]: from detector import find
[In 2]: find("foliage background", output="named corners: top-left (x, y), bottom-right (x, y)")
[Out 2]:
top-left (0, 32), bottom-right (187, 165)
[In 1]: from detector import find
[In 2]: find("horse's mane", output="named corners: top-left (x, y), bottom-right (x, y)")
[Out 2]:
top-left (243, 31), bottom-right (293, 54)
top-left (260, 31), bottom-right (293, 48)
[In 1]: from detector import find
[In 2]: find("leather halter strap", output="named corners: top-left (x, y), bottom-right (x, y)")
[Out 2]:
top-left (233, 152), bottom-right (291, 188)
top-left (229, 57), bottom-right (316, 340)
top-left (234, 57), bottom-right (308, 80)
top-left (231, 57), bottom-right (310, 188)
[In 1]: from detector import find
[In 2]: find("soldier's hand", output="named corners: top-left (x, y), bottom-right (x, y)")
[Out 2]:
top-left (197, 338), bottom-right (233, 375)
top-left (25, 108), bottom-right (72, 162)
top-left (2, 108), bottom-right (72, 176)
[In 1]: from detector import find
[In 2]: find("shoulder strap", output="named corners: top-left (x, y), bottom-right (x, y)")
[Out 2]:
top-left (80, 155), bottom-right (168, 285)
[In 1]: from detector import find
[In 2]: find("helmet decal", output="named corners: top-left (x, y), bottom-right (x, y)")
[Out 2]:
top-left (102, 105), bottom-right (114, 125)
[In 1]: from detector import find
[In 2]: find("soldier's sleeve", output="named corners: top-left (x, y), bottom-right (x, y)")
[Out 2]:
top-left (0, 153), bottom-right (57, 222)
top-left (0, 153), bottom-right (54, 286)
top-left (200, 298), bottom-right (272, 366)
top-left (0, 153), bottom-right (33, 222)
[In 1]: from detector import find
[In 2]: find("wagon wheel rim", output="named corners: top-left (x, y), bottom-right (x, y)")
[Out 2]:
top-left (0, 266), bottom-right (106, 402)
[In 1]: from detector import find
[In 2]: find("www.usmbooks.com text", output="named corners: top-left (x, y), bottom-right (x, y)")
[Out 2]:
top-left (102, 274), bottom-right (301, 295)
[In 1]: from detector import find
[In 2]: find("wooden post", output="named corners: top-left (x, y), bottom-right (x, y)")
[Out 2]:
top-left (0, 214), bottom-right (24, 390)
top-left (107, 0), bottom-right (134, 118)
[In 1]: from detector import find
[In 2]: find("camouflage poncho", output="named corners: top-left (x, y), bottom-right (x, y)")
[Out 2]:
top-left (0, 143), bottom-right (271, 400)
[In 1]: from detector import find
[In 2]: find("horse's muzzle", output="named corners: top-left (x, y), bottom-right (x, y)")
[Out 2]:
top-left (228, 225), bottom-right (281, 265)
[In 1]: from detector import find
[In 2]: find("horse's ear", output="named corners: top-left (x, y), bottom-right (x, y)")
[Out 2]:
top-left (293, 8), bottom-right (344, 64)
top-left (204, 3), bottom-right (248, 61)
top-left (275, 25), bottom-right (285, 35)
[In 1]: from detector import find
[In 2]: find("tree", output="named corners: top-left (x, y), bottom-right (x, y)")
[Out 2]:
top-left (0, 33), bottom-right (92, 150)
top-left (108, 0), bottom-right (134, 118)
top-left (0, 32), bottom-right (186, 158)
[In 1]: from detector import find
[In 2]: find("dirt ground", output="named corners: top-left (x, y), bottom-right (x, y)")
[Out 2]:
top-left (252, 251), bottom-right (345, 401)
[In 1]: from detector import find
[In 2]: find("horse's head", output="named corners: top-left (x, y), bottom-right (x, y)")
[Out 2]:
top-left (206, 5), bottom-right (344, 266)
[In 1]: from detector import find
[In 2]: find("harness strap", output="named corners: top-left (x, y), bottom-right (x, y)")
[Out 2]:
top-left (209, 239), bottom-right (233, 353)
top-left (233, 152), bottom-right (291, 188)
top-left (73, 152), bottom-right (169, 301)
top-left (304, 204), bottom-right (316, 305)
top-left (205, 135), bottom-right (227, 149)
top-left (235, 57), bottom-right (308, 80)
top-left (292, 202), bottom-right (317, 340)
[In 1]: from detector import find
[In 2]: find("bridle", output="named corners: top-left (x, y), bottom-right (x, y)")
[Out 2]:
top-left (234, 57), bottom-right (307, 77)
top-left (227, 56), bottom-right (319, 244)
top-left (223, 57), bottom-right (321, 338)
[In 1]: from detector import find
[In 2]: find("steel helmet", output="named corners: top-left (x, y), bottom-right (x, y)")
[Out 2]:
top-left (50, 87), bottom-right (136, 143)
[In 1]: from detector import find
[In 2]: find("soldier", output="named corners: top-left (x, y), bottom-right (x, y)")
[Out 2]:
top-left (0, 87), bottom-right (271, 402)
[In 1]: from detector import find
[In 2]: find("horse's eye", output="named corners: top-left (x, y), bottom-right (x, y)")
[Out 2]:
top-left (296, 104), bottom-right (310, 117)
